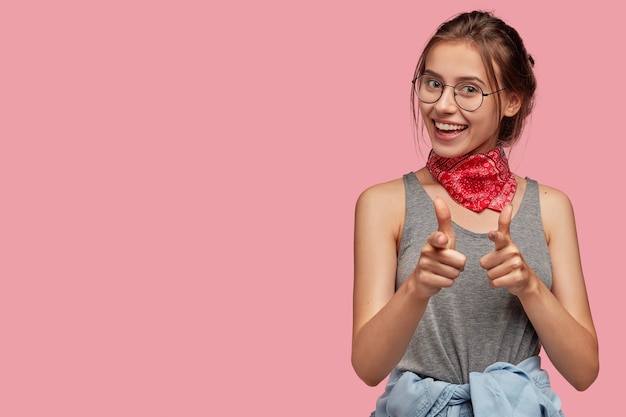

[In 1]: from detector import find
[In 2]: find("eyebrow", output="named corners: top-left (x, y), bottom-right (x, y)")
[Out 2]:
top-left (422, 70), bottom-right (488, 86)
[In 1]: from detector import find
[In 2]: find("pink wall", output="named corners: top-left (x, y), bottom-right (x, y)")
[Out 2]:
top-left (2, 0), bottom-right (620, 415)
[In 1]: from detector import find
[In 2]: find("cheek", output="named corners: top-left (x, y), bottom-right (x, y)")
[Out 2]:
top-left (470, 114), bottom-right (501, 139)
top-left (471, 109), bottom-right (500, 129)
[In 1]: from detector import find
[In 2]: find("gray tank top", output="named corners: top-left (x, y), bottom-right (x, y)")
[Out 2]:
top-left (395, 173), bottom-right (552, 384)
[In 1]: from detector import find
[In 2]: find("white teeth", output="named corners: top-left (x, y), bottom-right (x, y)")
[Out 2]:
top-left (436, 122), bottom-right (466, 131)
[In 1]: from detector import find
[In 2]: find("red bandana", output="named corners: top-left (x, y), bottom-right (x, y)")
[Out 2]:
top-left (426, 146), bottom-right (516, 212)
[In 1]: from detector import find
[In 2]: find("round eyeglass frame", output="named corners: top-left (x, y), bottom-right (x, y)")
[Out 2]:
top-left (412, 76), bottom-right (507, 112)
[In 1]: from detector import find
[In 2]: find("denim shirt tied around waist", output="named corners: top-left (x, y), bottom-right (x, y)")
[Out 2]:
top-left (371, 356), bottom-right (565, 417)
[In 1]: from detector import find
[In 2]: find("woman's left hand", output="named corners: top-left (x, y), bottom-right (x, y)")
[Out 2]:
top-left (479, 204), bottom-right (538, 296)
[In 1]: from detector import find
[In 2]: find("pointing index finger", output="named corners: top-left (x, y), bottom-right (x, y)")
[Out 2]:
top-left (489, 204), bottom-right (513, 250)
top-left (498, 204), bottom-right (513, 236)
top-left (433, 197), bottom-right (455, 249)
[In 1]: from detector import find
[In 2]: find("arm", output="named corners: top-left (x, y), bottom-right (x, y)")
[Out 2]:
top-left (528, 186), bottom-right (599, 390)
top-left (351, 183), bottom-right (465, 386)
top-left (479, 187), bottom-right (599, 390)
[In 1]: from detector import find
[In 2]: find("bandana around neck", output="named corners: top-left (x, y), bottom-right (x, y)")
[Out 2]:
top-left (426, 146), bottom-right (516, 213)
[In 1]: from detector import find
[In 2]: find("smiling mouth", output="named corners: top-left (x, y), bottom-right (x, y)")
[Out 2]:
top-left (435, 121), bottom-right (467, 133)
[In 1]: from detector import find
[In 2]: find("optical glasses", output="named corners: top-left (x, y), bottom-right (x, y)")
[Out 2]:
top-left (412, 75), bottom-right (507, 112)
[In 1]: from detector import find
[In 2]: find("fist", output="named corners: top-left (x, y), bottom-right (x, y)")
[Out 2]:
top-left (479, 204), bottom-right (536, 296)
top-left (412, 198), bottom-right (466, 299)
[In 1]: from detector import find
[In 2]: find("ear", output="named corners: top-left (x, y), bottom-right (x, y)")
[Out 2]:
top-left (502, 92), bottom-right (522, 117)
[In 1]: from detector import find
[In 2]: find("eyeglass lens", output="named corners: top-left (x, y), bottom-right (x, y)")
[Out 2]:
top-left (415, 76), bottom-right (485, 112)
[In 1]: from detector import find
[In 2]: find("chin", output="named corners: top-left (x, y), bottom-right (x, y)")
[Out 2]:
top-left (430, 138), bottom-right (498, 158)
top-left (429, 143), bottom-right (470, 159)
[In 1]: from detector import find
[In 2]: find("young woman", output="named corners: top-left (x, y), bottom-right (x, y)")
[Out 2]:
top-left (352, 10), bottom-right (598, 416)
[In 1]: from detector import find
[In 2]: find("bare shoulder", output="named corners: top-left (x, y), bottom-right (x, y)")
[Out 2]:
top-left (537, 183), bottom-right (574, 213)
top-left (355, 177), bottom-right (407, 238)
top-left (537, 183), bottom-right (577, 243)
top-left (356, 177), bottom-right (405, 213)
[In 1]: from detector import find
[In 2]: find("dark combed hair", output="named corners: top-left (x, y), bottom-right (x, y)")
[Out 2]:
top-left (411, 10), bottom-right (537, 146)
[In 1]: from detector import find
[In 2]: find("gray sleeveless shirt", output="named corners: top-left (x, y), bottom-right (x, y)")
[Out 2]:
top-left (395, 173), bottom-right (552, 384)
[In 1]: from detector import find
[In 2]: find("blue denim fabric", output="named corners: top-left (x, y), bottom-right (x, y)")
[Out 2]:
top-left (370, 356), bottom-right (565, 417)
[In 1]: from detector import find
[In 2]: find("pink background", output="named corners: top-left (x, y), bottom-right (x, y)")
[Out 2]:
top-left (1, 1), bottom-right (621, 415)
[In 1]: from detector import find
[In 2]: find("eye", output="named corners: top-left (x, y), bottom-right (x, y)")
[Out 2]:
top-left (423, 78), bottom-right (442, 90)
top-left (456, 83), bottom-right (482, 96)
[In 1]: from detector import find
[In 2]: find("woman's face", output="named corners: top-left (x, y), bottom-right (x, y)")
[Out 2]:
top-left (418, 41), bottom-right (516, 158)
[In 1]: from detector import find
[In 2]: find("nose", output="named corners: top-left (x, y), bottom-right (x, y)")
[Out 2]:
top-left (434, 85), bottom-right (458, 113)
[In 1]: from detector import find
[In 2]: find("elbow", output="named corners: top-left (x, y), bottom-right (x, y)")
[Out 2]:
top-left (576, 343), bottom-right (600, 391)
top-left (554, 334), bottom-right (600, 391)
top-left (570, 360), bottom-right (600, 392)
top-left (572, 377), bottom-right (596, 392)
top-left (576, 370), bottom-right (600, 392)
top-left (361, 373), bottom-right (385, 387)
top-left (351, 354), bottom-right (386, 387)
top-left (355, 370), bottom-right (385, 387)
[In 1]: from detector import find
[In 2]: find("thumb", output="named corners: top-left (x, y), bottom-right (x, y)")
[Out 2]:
top-left (433, 197), bottom-right (455, 249)
top-left (489, 204), bottom-right (513, 250)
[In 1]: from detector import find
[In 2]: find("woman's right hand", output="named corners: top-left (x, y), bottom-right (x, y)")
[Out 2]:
top-left (411, 197), bottom-right (466, 299)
